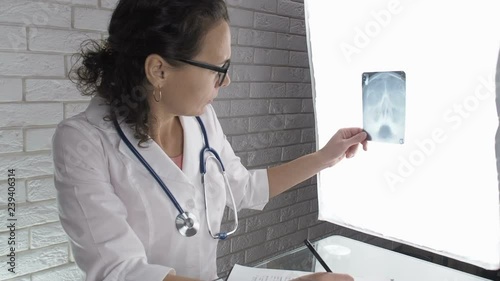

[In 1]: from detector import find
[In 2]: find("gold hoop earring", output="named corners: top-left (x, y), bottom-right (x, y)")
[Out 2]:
top-left (153, 86), bottom-right (162, 102)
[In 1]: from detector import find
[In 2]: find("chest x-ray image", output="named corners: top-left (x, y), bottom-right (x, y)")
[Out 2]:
top-left (362, 71), bottom-right (406, 144)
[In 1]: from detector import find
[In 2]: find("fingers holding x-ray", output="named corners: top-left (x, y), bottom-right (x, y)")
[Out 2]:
top-left (362, 71), bottom-right (406, 144)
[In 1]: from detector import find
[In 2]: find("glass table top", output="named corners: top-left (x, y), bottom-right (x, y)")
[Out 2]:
top-left (214, 235), bottom-right (495, 281)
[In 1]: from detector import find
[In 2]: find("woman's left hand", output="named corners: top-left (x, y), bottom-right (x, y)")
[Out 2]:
top-left (291, 272), bottom-right (354, 281)
top-left (317, 127), bottom-right (368, 168)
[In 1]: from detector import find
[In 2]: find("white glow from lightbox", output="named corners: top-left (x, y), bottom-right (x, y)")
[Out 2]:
top-left (305, 0), bottom-right (500, 270)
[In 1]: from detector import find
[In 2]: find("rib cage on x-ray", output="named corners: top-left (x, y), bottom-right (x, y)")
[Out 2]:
top-left (362, 71), bottom-right (406, 144)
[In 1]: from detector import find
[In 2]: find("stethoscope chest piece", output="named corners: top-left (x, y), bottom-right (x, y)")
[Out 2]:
top-left (175, 212), bottom-right (199, 237)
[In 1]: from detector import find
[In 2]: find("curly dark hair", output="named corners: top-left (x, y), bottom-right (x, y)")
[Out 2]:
top-left (70, 0), bottom-right (229, 147)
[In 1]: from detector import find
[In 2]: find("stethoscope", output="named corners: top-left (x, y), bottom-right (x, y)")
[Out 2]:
top-left (113, 117), bottom-right (239, 240)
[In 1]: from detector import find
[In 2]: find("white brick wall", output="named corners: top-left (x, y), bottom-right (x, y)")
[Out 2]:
top-left (25, 128), bottom-right (57, 151)
top-left (73, 7), bottom-right (112, 31)
top-left (0, 0), bottom-right (91, 279)
top-left (28, 28), bottom-right (101, 54)
top-left (0, 130), bottom-right (23, 153)
top-left (0, 244), bottom-right (68, 279)
top-left (0, 53), bottom-right (65, 77)
top-left (0, 1), bottom-right (71, 28)
top-left (0, 0), bottom-right (344, 280)
top-left (101, 0), bottom-right (118, 10)
top-left (25, 80), bottom-right (89, 101)
top-left (26, 177), bottom-right (57, 202)
top-left (0, 79), bottom-right (23, 102)
top-left (0, 26), bottom-right (28, 51)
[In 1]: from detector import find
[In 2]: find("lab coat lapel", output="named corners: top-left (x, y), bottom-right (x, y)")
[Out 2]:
top-left (116, 118), bottom-right (192, 185)
top-left (179, 115), bottom-right (203, 187)
top-left (84, 95), bottom-right (200, 186)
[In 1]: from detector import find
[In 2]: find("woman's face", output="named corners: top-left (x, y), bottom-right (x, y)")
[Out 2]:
top-left (148, 20), bottom-right (232, 117)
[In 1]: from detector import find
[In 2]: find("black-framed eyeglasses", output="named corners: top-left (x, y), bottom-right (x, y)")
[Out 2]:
top-left (174, 58), bottom-right (230, 87)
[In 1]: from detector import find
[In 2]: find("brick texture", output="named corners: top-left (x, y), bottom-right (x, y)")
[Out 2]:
top-left (0, 0), bottom-right (341, 280)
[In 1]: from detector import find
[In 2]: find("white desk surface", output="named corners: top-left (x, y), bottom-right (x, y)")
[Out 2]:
top-left (316, 235), bottom-right (493, 281)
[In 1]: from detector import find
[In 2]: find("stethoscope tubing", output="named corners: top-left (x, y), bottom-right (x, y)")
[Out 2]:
top-left (113, 116), bottom-right (238, 240)
top-left (113, 118), bottom-right (186, 215)
top-left (196, 116), bottom-right (225, 174)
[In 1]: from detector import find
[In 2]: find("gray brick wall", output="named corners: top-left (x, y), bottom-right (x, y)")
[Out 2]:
top-left (214, 0), bottom-right (339, 277)
top-left (0, 0), bottom-right (123, 279)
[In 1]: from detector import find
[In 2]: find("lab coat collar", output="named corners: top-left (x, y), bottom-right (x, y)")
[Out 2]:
top-left (84, 95), bottom-right (203, 187)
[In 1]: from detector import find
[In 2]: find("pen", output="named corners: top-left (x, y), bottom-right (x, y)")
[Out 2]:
top-left (304, 239), bottom-right (332, 272)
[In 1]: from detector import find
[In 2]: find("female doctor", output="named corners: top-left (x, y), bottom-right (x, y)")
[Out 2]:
top-left (52, 0), bottom-right (368, 280)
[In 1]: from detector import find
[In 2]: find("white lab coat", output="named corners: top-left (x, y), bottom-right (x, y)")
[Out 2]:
top-left (51, 95), bottom-right (270, 281)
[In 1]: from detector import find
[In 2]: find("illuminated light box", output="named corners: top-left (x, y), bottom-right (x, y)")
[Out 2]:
top-left (305, 0), bottom-right (500, 270)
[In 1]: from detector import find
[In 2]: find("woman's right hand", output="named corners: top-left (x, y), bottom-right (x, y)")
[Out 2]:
top-left (292, 272), bottom-right (355, 281)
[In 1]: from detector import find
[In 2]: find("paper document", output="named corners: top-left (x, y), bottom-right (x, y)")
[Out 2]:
top-left (227, 264), bottom-right (310, 281)
top-left (227, 264), bottom-right (391, 281)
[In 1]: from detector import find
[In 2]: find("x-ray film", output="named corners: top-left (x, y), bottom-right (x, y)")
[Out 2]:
top-left (362, 71), bottom-right (406, 144)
